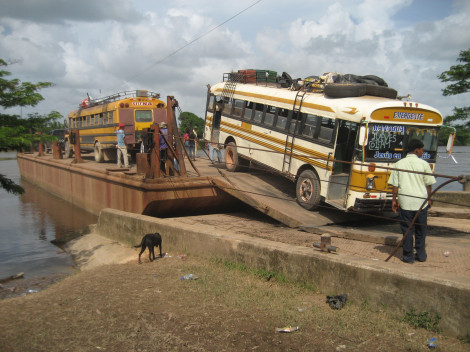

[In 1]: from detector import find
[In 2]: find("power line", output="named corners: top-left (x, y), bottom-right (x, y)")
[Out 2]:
top-left (118, 0), bottom-right (264, 91)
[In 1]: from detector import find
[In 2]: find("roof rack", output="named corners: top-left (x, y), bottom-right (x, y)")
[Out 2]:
top-left (80, 90), bottom-right (161, 108)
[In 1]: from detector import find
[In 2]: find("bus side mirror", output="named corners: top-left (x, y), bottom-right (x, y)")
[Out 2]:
top-left (358, 125), bottom-right (368, 146)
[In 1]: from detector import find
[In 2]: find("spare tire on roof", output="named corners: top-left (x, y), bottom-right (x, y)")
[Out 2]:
top-left (324, 84), bottom-right (367, 98)
top-left (364, 85), bottom-right (398, 99)
top-left (324, 83), bottom-right (398, 99)
top-left (361, 75), bottom-right (388, 87)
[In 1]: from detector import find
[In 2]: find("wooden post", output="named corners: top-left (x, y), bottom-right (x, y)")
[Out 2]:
top-left (52, 141), bottom-right (63, 159)
top-left (72, 129), bottom-right (84, 163)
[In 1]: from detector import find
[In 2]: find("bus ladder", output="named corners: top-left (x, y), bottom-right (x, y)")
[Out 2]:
top-left (221, 73), bottom-right (239, 101)
top-left (282, 90), bottom-right (306, 175)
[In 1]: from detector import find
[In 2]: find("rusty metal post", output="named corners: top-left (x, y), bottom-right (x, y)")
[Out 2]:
top-left (320, 234), bottom-right (331, 251)
top-left (459, 175), bottom-right (470, 191)
top-left (72, 129), bottom-right (84, 163)
top-left (38, 141), bottom-right (45, 156)
top-left (167, 96), bottom-right (187, 176)
top-left (136, 153), bottom-right (150, 174)
top-left (146, 125), bottom-right (161, 179)
top-left (52, 141), bottom-right (63, 159)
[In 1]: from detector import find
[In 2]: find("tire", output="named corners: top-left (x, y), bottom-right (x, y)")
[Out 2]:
top-left (364, 85), bottom-right (398, 99)
top-left (296, 169), bottom-right (321, 210)
top-left (63, 139), bottom-right (73, 158)
top-left (225, 142), bottom-right (242, 172)
top-left (361, 75), bottom-right (388, 87)
top-left (94, 141), bottom-right (104, 163)
top-left (324, 84), bottom-right (367, 98)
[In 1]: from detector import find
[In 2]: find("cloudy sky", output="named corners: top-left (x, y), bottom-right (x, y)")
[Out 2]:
top-left (1, 0), bottom-right (469, 122)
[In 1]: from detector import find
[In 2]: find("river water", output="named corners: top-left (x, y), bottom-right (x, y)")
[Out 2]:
top-left (0, 147), bottom-right (468, 280)
top-left (0, 152), bottom-right (97, 280)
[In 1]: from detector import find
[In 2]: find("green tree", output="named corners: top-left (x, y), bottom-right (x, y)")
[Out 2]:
top-left (438, 49), bottom-right (470, 145)
top-left (0, 58), bottom-right (56, 194)
top-left (178, 111), bottom-right (205, 137)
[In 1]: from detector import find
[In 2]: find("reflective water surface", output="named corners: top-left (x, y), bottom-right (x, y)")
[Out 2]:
top-left (0, 152), bottom-right (97, 279)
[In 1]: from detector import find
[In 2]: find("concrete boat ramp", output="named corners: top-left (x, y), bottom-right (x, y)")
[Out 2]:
top-left (17, 152), bottom-right (470, 336)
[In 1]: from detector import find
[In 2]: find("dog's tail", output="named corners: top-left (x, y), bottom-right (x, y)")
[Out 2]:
top-left (134, 238), bottom-right (145, 248)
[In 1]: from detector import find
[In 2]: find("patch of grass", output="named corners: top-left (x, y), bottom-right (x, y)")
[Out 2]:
top-left (213, 257), bottom-right (314, 289)
top-left (402, 309), bottom-right (441, 333)
top-left (458, 332), bottom-right (470, 344)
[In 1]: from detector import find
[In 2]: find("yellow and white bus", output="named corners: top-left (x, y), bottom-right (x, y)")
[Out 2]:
top-left (204, 71), bottom-right (443, 212)
top-left (65, 90), bottom-right (167, 162)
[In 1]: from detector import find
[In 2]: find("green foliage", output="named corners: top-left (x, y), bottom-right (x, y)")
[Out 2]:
top-left (438, 49), bottom-right (470, 138)
top-left (0, 59), bottom-right (54, 108)
top-left (0, 111), bottom-right (64, 151)
top-left (0, 58), bottom-right (56, 194)
top-left (402, 309), bottom-right (441, 333)
top-left (438, 49), bottom-right (470, 96)
top-left (178, 111), bottom-right (204, 137)
top-left (0, 174), bottom-right (24, 195)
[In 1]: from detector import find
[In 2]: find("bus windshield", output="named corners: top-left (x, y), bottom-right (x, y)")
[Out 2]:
top-left (364, 124), bottom-right (439, 162)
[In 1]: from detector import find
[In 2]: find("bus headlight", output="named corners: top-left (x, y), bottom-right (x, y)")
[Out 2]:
top-left (366, 175), bottom-right (378, 191)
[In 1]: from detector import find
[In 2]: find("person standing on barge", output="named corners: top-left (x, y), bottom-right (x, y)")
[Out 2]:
top-left (115, 123), bottom-right (129, 168)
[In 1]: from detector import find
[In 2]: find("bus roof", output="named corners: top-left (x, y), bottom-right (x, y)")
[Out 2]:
top-left (68, 90), bottom-right (165, 118)
top-left (211, 82), bottom-right (442, 126)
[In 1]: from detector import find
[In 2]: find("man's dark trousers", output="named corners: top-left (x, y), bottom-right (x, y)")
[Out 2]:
top-left (399, 207), bottom-right (428, 263)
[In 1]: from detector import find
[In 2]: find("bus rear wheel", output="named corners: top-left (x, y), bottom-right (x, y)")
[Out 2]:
top-left (94, 141), bottom-right (104, 163)
top-left (296, 169), bottom-right (321, 210)
top-left (225, 142), bottom-right (242, 172)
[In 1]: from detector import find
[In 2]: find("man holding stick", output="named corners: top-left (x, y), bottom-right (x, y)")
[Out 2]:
top-left (388, 139), bottom-right (436, 263)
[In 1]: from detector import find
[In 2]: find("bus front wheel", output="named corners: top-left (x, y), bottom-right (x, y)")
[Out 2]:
top-left (296, 169), bottom-right (321, 210)
top-left (225, 142), bottom-right (242, 172)
top-left (94, 142), bottom-right (104, 163)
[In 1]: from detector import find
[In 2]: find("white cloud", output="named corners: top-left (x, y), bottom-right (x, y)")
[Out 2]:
top-left (1, 0), bottom-right (468, 120)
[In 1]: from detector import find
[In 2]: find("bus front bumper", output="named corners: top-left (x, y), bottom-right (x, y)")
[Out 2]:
top-left (352, 198), bottom-right (392, 212)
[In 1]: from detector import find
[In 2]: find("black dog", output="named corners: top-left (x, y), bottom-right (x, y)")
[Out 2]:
top-left (134, 233), bottom-right (162, 264)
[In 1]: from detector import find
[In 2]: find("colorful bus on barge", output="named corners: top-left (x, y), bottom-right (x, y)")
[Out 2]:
top-left (204, 70), bottom-right (443, 212)
top-left (65, 90), bottom-right (167, 162)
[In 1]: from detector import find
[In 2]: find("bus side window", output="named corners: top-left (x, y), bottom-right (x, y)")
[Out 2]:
top-left (99, 113), bottom-right (103, 125)
top-left (264, 106), bottom-right (276, 126)
top-left (233, 99), bottom-right (245, 118)
top-left (223, 97), bottom-right (233, 115)
top-left (289, 112), bottom-right (302, 134)
top-left (244, 101), bottom-right (254, 120)
top-left (109, 111), bottom-right (114, 124)
top-left (302, 114), bottom-right (316, 138)
top-left (253, 103), bottom-right (264, 123)
top-left (275, 108), bottom-right (290, 130)
top-left (318, 117), bottom-right (335, 143)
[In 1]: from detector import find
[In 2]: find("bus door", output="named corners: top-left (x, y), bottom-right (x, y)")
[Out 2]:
top-left (327, 120), bottom-right (358, 204)
top-left (211, 99), bottom-right (223, 145)
top-left (118, 109), bottom-right (136, 144)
